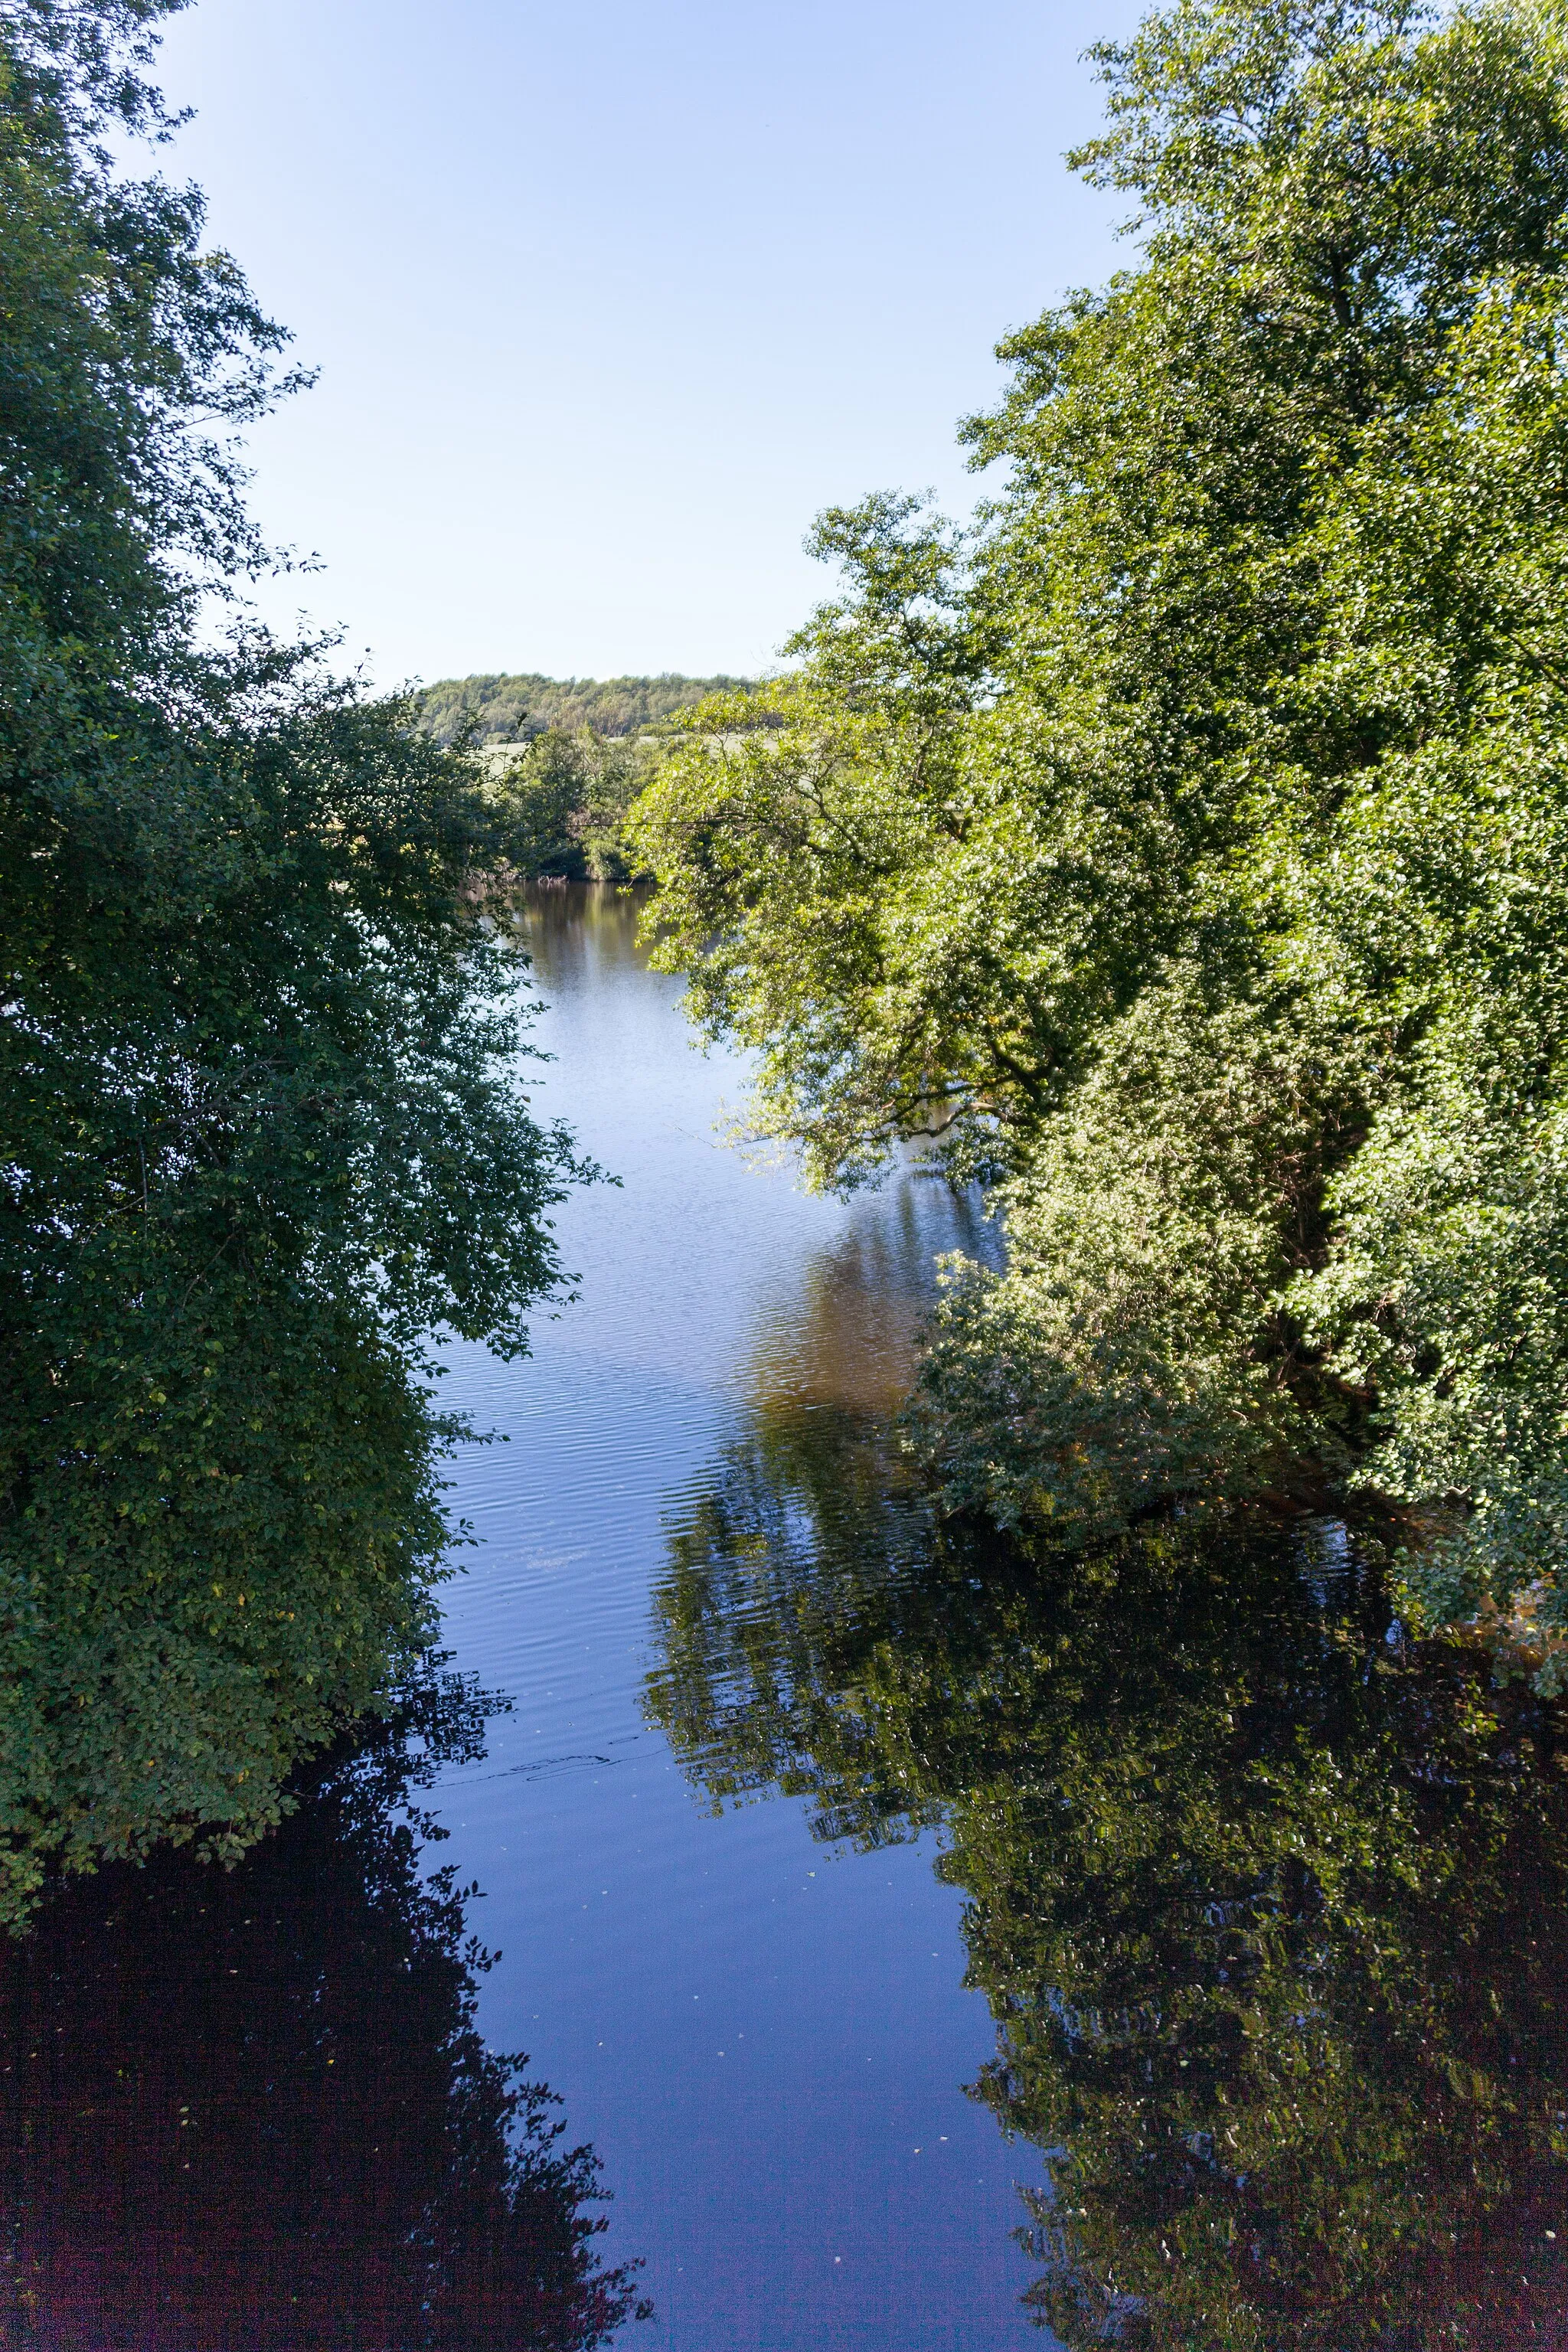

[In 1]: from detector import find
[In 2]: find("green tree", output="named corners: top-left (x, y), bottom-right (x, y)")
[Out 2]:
top-left (632, 0), bottom-right (1568, 1645)
top-left (0, 2), bottom-right (587, 1919)
top-left (485, 724), bottom-right (661, 880)
top-left (1266, 280), bottom-right (1568, 1651)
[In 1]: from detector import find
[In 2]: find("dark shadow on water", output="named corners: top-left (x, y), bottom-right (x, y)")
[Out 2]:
top-left (511, 881), bottom-right (651, 991)
top-left (0, 1676), bottom-right (650, 2352)
top-left (744, 1169), bottom-right (1002, 1419)
top-left (646, 1402), bottom-right (1568, 2349)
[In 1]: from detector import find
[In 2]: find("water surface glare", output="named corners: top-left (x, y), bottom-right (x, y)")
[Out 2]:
top-left (431, 884), bottom-right (1034, 2349)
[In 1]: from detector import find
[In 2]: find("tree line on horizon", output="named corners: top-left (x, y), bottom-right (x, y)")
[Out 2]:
top-left (419, 671), bottom-right (753, 749)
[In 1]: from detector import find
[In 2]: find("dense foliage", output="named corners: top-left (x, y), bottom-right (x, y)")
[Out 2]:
top-left (632, 0), bottom-right (1568, 1661)
top-left (419, 672), bottom-right (753, 750)
top-left (422, 676), bottom-right (760, 883)
top-left (0, 1677), bottom-right (651, 2346)
top-left (0, 2), bottom-right (586, 1919)
top-left (482, 725), bottom-right (661, 881)
top-left (646, 1402), bottom-right (1568, 2348)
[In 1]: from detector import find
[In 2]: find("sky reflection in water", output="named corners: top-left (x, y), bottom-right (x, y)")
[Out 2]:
top-left (8, 884), bottom-right (1568, 2350)
top-left (437, 889), bottom-right (1568, 2349)
top-left (430, 886), bottom-right (1033, 2350)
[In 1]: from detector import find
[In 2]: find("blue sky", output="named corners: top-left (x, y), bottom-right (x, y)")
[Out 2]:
top-left (152, 0), bottom-right (1142, 686)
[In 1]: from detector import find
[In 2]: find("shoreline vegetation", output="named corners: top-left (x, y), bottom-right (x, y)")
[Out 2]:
top-left (0, 5), bottom-right (593, 1923)
top-left (10, 0), bottom-right (1568, 1926)
top-left (626, 0), bottom-right (1568, 1687)
top-left (416, 675), bottom-right (755, 882)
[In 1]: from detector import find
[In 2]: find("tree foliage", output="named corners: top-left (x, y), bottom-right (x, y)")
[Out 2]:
top-left (482, 725), bottom-right (661, 881)
top-left (0, 2), bottom-right (587, 1918)
top-left (631, 0), bottom-right (1568, 1653)
top-left (419, 673), bottom-right (752, 750)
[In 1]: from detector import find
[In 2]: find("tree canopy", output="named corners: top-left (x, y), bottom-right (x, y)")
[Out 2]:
top-left (419, 673), bottom-right (753, 750)
top-left (630, 0), bottom-right (1568, 1658)
top-left (0, 0), bottom-right (588, 1919)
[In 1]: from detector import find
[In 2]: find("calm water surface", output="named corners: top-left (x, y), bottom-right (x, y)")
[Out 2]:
top-left (8, 883), bottom-right (1568, 2350)
top-left (430, 886), bottom-right (1033, 2349)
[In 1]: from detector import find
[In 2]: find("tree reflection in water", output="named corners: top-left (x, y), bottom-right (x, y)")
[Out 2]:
top-left (647, 1403), bottom-right (1568, 2349)
top-left (0, 1678), bottom-right (650, 2352)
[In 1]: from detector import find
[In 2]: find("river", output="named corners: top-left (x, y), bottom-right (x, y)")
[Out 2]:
top-left (428, 885), bottom-right (1031, 2348)
top-left (6, 883), bottom-right (1568, 2350)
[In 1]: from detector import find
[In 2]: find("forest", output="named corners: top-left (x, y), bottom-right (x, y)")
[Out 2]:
top-left (631, 0), bottom-right (1568, 1681)
top-left (418, 672), bottom-right (752, 749)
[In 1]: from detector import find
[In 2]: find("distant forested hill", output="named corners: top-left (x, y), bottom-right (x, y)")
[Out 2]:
top-left (419, 672), bottom-right (752, 746)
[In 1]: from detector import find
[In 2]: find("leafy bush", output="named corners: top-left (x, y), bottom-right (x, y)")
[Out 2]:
top-left (911, 977), bottom-right (1360, 1535)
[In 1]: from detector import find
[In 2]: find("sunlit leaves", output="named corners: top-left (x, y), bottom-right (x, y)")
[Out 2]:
top-left (635, 0), bottom-right (1568, 1646)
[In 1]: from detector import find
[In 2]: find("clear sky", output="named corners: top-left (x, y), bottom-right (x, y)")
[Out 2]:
top-left (150, 0), bottom-right (1142, 688)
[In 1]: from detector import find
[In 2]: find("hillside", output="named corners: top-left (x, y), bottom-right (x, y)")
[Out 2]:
top-left (419, 671), bottom-right (753, 746)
